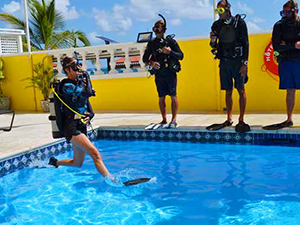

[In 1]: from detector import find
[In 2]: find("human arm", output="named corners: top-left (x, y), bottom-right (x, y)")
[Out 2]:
top-left (272, 21), bottom-right (297, 52)
top-left (162, 39), bottom-right (184, 60)
top-left (83, 100), bottom-right (94, 123)
top-left (142, 41), bottom-right (160, 69)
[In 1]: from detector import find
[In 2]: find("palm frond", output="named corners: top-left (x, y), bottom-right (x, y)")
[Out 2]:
top-left (0, 13), bottom-right (25, 29)
top-left (0, 0), bottom-right (90, 51)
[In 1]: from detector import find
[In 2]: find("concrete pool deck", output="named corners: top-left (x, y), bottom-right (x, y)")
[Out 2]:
top-left (1, 112), bottom-right (300, 159)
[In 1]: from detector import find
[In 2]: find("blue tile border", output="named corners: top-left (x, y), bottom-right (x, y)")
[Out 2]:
top-left (97, 129), bottom-right (255, 145)
top-left (0, 131), bottom-right (98, 178)
top-left (97, 127), bottom-right (300, 147)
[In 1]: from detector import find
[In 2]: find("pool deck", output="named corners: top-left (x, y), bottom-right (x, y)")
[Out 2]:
top-left (1, 112), bottom-right (300, 160)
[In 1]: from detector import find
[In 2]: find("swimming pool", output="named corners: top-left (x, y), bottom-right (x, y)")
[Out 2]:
top-left (1, 139), bottom-right (300, 224)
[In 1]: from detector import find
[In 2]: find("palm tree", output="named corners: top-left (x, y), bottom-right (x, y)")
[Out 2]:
top-left (0, 0), bottom-right (90, 51)
top-left (68, 30), bottom-right (91, 48)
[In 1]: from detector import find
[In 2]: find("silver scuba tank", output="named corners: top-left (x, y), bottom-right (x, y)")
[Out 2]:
top-left (48, 86), bottom-right (64, 139)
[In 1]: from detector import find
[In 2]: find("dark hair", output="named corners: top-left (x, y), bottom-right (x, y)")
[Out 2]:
top-left (62, 57), bottom-right (74, 73)
top-left (217, 0), bottom-right (231, 8)
top-left (284, 0), bottom-right (298, 9)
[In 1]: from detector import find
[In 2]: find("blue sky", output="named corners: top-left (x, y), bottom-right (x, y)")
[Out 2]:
top-left (0, 0), bottom-right (290, 46)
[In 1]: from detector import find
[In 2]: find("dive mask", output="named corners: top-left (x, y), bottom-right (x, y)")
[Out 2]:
top-left (280, 9), bottom-right (295, 17)
top-left (67, 61), bottom-right (80, 72)
top-left (214, 7), bottom-right (226, 14)
top-left (152, 25), bottom-right (164, 33)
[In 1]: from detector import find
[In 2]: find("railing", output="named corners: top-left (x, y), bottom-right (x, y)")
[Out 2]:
top-left (0, 29), bottom-right (25, 55)
top-left (46, 42), bottom-right (148, 80)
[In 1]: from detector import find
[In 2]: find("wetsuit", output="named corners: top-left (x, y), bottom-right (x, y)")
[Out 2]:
top-left (272, 17), bottom-right (300, 89)
top-left (143, 36), bottom-right (184, 97)
top-left (210, 16), bottom-right (249, 90)
top-left (59, 78), bottom-right (94, 142)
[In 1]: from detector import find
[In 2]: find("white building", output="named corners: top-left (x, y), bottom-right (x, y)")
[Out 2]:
top-left (0, 28), bottom-right (25, 55)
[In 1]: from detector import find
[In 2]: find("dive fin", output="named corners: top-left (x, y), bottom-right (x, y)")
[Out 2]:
top-left (206, 121), bottom-right (233, 131)
top-left (123, 178), bottom-right (151, 186)
top-left (262, 121), bottom-right (293, 130)
top-left (145, 123), bottom-right (156, 130)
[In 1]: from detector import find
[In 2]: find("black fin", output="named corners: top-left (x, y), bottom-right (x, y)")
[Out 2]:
top-left (123, 178), bottom-right (151, 186)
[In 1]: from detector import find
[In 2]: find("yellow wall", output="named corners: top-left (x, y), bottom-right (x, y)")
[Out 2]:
top-left (1, 54), bottom-right (52, 111)
top-left (1, 33), bottom-right (293, 112)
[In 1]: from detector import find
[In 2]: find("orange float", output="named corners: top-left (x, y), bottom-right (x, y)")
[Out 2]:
top-left (261, 40), bottom-right (279, 81)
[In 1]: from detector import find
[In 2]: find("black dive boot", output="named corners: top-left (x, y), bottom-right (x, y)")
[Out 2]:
top-left (48, 157), bottom-right (59, 168)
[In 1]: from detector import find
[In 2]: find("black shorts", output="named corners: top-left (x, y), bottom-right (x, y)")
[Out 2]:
top-left (63, 119), bottom-right (87, 142)
top-left (155, 68), bottom-right (177, 97)
top-left (219, 59), bottom-right (248, 91)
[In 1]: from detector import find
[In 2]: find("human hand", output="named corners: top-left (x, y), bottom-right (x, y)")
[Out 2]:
top-left (210, 31), bottom-right (217, 42)
top-left (150, 61), bottom-right (160, 70)
top-left (83, 112), bottom-right (91, 123)
top-left (295, 41), bottom-right (300, 49)
top-left (240, 64), bottom-right (248, 76)
top-left (161, 46), bottom-right (171, 54)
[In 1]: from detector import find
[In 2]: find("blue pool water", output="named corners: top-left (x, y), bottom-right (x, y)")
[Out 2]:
top-left (1, 140), bottom-right (300, 224)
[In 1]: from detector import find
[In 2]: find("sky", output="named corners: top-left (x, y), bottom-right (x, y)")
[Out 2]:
top-left (0, 0), bottom-right (291, 46)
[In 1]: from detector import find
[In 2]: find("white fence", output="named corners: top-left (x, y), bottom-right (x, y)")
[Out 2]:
top-left (47, 42), bottom-right (148, 79)
top-left (0, 29), bottom-right (24, 55)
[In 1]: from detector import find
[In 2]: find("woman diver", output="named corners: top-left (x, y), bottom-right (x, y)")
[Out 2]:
top-left (48, 57), bottom-right (112, 180)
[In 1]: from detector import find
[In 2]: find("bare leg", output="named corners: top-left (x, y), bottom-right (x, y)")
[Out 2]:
top-left (159, 96), bottom-right (167, 123)
top-left (225, 90), bottom-right (233, 122)
top-left (237, 88), bottom-right (247, 122)
top-left (57, 143), bottom-right (85, 167)
top-left (70, 134), bottom-right (110, 177)
top-left (170, 95), bottom-right (179, 122)
top-left (287, 89), bottom-right (296, 122)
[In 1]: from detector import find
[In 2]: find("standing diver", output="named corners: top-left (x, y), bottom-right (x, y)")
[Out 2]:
top-left (143, 14), bottom-right (184, 130)
top-left (48, 56), bottom-right (150, 186)
top-left (206, 0), bottom-right (250, 133)
top-left (263, 0), bottom-right (300, 130)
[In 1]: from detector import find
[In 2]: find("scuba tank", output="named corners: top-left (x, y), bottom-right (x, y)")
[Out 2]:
top-left (49, 81), bottom-right (65, 139)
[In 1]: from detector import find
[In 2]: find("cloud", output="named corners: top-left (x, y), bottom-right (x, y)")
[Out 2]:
top-left (88, 32), bottom-right (102, 44)
top-left (92, 4), bottom-right (133, 35)
top-left (237, 2), bottom-right (254, 15)
top-left (1, 1), bottom-right (20, 14)
top-left (129, 0), bottom-right (213, 21)
top-left (91, 0), bottom-right (212, 35)
top-left (55, 0), bottom-right (79, 20)
top-left (252, 17), bottom-right (266, 24)
top-left (247, 21), bottom-right (262, 32)
top-left (170, 19), bottom-right (182, 26)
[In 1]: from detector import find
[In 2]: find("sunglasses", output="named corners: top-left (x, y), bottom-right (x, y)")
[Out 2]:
top-left (214, 7), bottom-right (226, 15)
top-left (280, 9), bottom-right (295, 17)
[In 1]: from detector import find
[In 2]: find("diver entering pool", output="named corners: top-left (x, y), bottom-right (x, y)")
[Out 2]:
top-left (48, 56), bottom-right (150, 186)
top-left (48, 56), bottom-right (112, 179)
